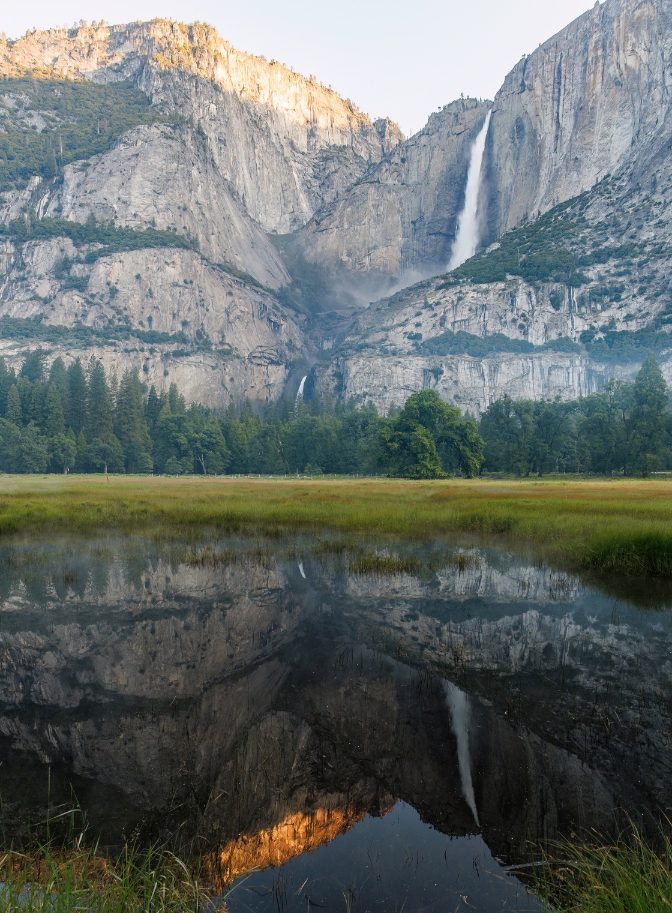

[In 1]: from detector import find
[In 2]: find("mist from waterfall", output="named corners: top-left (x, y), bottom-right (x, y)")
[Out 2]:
top-left (448, 110), bottom-right (492, 271)
top-left (444, 681), bottom-right (480, 827)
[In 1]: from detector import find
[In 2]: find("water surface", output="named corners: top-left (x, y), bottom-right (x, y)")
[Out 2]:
top-left (0, 535), bottom-right (670, 909)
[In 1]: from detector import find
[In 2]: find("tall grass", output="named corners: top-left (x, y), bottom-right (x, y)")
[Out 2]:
top-left (536, 828), bottom-right (672, 912)
top-left (0, 843), bottom-right (219, 912)
top-left (0, 476), bottom-right (672, 578)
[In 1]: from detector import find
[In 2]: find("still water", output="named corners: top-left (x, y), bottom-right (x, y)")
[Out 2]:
top-left (0, 535), bottom-right (670, 911)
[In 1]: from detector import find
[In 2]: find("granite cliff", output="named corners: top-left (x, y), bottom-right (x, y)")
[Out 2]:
top-left (301, 0), bottom-right (672, 286)
top-left (308, 0), bottom-right (672, 412)
top-left (0, 20), bottom-right (401, 407)
top-left (297, 98), bottom-right (491, 297)
top-left (2, 1), bottom-right (672, 411)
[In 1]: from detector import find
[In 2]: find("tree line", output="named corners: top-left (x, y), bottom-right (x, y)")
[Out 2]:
top-left (479, 356), bottom-right (672, 477)
top-left (0, 351), bottom-right (668, 478)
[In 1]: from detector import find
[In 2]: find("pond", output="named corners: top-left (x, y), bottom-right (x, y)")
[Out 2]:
top-left (0, 534), bottom-right (670, 911)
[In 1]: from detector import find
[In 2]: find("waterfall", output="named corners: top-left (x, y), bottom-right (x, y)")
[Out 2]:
top-left (295, 375), bottom-right (308, 411)
top-left (444, 681), bottom-right (480, 826)
top-left (448, 110), bottom-right (492, 271)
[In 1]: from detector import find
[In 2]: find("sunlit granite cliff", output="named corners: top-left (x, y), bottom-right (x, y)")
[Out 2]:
top-left (0, 20), bottom-right (400, 406)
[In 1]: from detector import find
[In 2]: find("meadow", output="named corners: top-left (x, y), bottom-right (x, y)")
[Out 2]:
top-left (0, 474), bottom-right (672, 578)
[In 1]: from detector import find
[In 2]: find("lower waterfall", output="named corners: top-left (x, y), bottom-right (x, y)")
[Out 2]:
top-left (295, 375), bottom-right (308, 412)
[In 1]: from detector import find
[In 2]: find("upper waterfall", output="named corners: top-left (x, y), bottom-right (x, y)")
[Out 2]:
top-left (448, 110), bottom-right (492, 271)
top-left (444, 680), bottom-right (480, 827)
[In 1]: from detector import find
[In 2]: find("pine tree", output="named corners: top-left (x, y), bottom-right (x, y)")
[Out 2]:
top-left (26, 380), bottom-right (45, 428)
top-left (0, 358), bottom-right (16, 418)
top-left (48, 357), bottom-right (71, 429)
top-left (627, 356), bottom-right (671, 475)
top-left (115, 370), bottom-right (153, 473)
top-left (6, 384), bottom-right (22, 426)
top-left (16, 376), bottom-right (33, 424)
top-left (43, 384), bottom-right (66, 438)
top-left (74, 429), bottom-right (88, 472)
top-left (168, 383), bottom-right (185, 414)
top-left (86, 359), bottom-right (114, 442)
top-left (67, 359), bottom-right (88, 436)
top-left (145, 385), bottom-right (163, 432)
top-left (19, 349), bottom-right (46, 384)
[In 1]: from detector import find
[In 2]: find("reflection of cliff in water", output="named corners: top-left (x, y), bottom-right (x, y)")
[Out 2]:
top-left (0, 538), bottom-right (669, 873)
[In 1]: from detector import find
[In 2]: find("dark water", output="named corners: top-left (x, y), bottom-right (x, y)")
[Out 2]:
top-left (0, 535), bottom-right (670, 911)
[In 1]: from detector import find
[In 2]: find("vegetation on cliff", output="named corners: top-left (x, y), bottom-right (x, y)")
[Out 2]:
top-left (439, 181), bottom-right (665, 292)
top-left (0, 213), bottom-right (197, 260)
top-left (411, 322), bottom-right (672, 366)
top-left (0, 77), bottom-right (179, 191)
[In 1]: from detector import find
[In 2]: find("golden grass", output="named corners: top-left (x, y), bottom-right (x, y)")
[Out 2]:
top-left (0, 843), bottom-right (215, 912)
top-left (536, 828), bottom-right (672, 913)
top-left (1, 475), bottom-right (672, 577)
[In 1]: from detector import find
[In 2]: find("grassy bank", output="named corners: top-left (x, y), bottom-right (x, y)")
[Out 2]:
top-left (0, 844), bottom-right (218, 912)
top-left (536, 829), bottom-right (672, 912)
top-left (1, 476), bottom-right (672, 578)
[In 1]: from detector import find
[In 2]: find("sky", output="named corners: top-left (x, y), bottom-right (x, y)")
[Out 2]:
top-left (2, 0), bottom-right (596, 136)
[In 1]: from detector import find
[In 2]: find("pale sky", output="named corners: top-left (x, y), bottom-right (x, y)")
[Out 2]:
top-left (2, 0), bottom-right (596, 136)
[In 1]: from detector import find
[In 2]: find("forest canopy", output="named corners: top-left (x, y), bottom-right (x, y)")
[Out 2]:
top-left (0, 352), bottom-right (668, 478)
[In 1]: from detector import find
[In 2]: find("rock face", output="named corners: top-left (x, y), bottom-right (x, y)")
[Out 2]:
top-left (0, 234), bottom-right (306, 406)
top-left (44, 124), bottom-right (290, 289)
top-left (0, 20), bottom-right (402, 407)
top-left (313, 95), bottom-right (672, 412)
top-left (313, 249), bottom-right (672, 413)
top-left (298, 99), bottom-right (491, 296)
top-left (319, 351), bottom-right (611, 417)
top-left (302, 0), bottom-right (672, 287)
top-left (0, 20), bottom-right (401, 235)
top-left (2, 2), bottom-right (672, 410)
top-left (299, 0), bottom-right (672, 413)
top-left (484, 0), bottom-right (672, 238)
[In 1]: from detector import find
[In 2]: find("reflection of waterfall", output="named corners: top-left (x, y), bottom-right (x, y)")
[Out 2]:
top-left (444, 681), bottom-right (480, 826)
top-left (295, 375), bottom-right (308, 412)
top-left (448, 111), bottom-right (492, 271)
